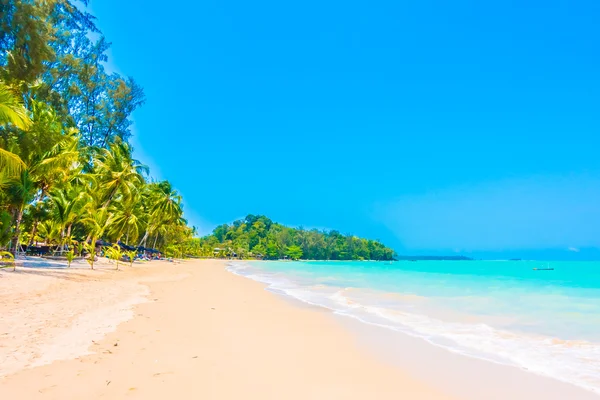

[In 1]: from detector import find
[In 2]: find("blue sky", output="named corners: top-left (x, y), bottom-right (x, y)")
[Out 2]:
top-left (89, 0), bottom-right (600, 258)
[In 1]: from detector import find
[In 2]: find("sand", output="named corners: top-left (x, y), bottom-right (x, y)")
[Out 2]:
top-left (0, 259), bottom-right (454, 399)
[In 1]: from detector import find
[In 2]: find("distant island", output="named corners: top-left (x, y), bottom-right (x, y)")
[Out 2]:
top-left (191, 215), bottom-right (396, 261)
top-left (395, 255), bottom-right (473, 261)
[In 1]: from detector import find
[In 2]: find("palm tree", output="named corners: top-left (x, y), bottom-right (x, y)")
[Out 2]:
top-left (125, 250), bottom-right (137, 267)
top-left (95, 137), bottom-right (148, 209)
top-left (48, 186), bottom-right (85, 250)
top-left (106, 244), bottom-right (124, 270)
top-left (81, 211), bottom-right (112, 270)
top-left (12, 133), bottom-right (83, 248)
top-left (28, 128), bottom-right (81, 196)
top-left (0, 149), bottom-right (25, 177)
top-left (0, 82), bottom-right (30, 175)
top-left (65, 249), bottom-right (76, 268)
top-left (109, 194), bottom-right (143, 245)
top-left (150, 181), bottom-right (183, 222)
top-left (7, 170), bottom-right (36, 253)
top-left (0, 82), bottom-right (31, 129)
top-left (0, 170), bottom-right (10, 192)
top-left (34, 220), bottom-right (62, 246)
top-left (0, 251), bottom-right (16, 271)
top-left (138, 181), bottom-right (183, 248)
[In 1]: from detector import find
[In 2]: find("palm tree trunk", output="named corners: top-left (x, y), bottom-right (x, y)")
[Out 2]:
top-left (28, 219), bottom-right (39, 246)
top-left (60, 228), bottom-right (66, 251)
top-left (12, 207), bottom-right (24, 256)
top-left (101, 187), bottom-right (118, 210)
top-left (152, 232), bottom-right (159, 249)
top-left (138, 230), bottom-right (149, 247)
top-left (28, 188), bottom-right (48, 246)
top-left (89, 237), bottom-right (96, 270)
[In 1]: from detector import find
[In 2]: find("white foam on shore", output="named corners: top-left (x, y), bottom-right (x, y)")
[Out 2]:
top-left (227, 261), bottom-right (600, 395)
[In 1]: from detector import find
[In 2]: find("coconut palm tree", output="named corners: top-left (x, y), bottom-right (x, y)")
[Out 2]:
top-left (48, 185), bottom-right (85, 250)
top-left (0, 82), bottom-right (31, 129)
top-left (149, 181), bottom-right (183, 222)
top-left (26, 132), bottom-right (82, 245)
top-left (65, 249), bottom-right (76, 268)
top-left (138, 181), bottom-right (183, 248)
top-left (34, 219), bottom-right (62, 246)
top-left (7, 170), bottom-right (36, 253)
top-left (106, 244), bottom-right (124, 270)
top-left (94, 137), bottom-right (148, 209)
top-left (28, 128), bottom-right (81, 196)
top-left (0, 82), bottom-right (30, 175)
top-left (0, 251), bottom-right (16, 271)
top-left (109, 194), bottom-right (143, 245)
top-left (125, 250), bottom-right (137, 267)
top-left (81, 206), bottom-right (115, 269)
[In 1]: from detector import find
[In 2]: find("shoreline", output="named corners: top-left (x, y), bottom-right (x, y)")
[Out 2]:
top-left (2, 259), bottom-right (597, 399)
top-left (227, 260), bottom-right (600, 399)
top-left (1, 259), bottom-right (454, 399)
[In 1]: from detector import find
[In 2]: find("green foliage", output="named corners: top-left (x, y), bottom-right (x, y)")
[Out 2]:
top-left (75, 241), bottom-right (84, 257)
top-left (165, 244), bottom-right (184, 259)
top-left (0, 210), bottom-right (11, 245)
top-left (195, 215), bottom-right (395, 261)
top-left (0, 81), bottom-right (30, 178)
top-left (0, 0), bottom-right (56, 83)
top-left (0, 2), bottom-right (192, 262)
top-left (125, 250), bottom-right (137, 267)
top-left (0, 250), bottom-right (15, 271)
top-left (83, 242), bottom-right (96, 269)
top-left (266, 242), bottom-right (279, 259)
top-left (285, 245), bottom-right (303, 260)
top-left (106, 244), bottom-right (123, 270)
top-left (0, 1), bottom-right (399, 268)
top-left (65, 249), bottom-right (75, 267)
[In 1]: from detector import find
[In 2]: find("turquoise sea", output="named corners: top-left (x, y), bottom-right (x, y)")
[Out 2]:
top-left (228, 260), bottom-right (600, 394)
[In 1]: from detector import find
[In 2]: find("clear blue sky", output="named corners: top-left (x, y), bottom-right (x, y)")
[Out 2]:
top-left (89, 0), bottom-right (600, 259)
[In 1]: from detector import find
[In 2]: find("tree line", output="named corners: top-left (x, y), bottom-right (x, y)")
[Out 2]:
top-left (0, 1), bottom-right (192, 259)
top-left (189, 215), bottom-right (396, 260)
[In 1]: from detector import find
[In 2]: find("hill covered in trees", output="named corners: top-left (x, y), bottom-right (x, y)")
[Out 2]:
top-left (191, 215), bottom-right (396, 260)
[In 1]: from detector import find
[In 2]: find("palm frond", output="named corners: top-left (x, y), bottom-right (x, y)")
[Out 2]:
top-left (0, 82), bottom-right (32, 130)
top-left (0, 251), bottom-right (15, 270)
top-left (0, 148), bottom-right (26, 177)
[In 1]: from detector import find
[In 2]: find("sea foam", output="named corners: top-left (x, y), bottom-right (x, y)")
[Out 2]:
top-left (227, 261), bottom-right (600, 394)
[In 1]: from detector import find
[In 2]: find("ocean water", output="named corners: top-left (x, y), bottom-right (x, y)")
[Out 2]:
top-left (227, 260), bottom-right (600, 394)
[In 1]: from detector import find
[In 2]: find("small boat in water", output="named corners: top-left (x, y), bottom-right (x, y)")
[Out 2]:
top-left (533, 263), bottom-right (554, 271)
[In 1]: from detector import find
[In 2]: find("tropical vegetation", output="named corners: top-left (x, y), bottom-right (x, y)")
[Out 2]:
top-left (0, 1), bottom-right (193, 259)
top-left (0, 2), bottom-right (395, 264)
top-left (190, 215), bottom-right (396, 260)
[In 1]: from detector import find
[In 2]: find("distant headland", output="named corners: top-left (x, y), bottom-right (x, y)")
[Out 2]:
top-left (394, 255), bottom-right (474, 261)
top-left (193, 215), bottom-right (396, 261)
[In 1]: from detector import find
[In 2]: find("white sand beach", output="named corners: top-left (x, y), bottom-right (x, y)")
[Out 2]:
top-left (1, 259), bottom-right (598, 399)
